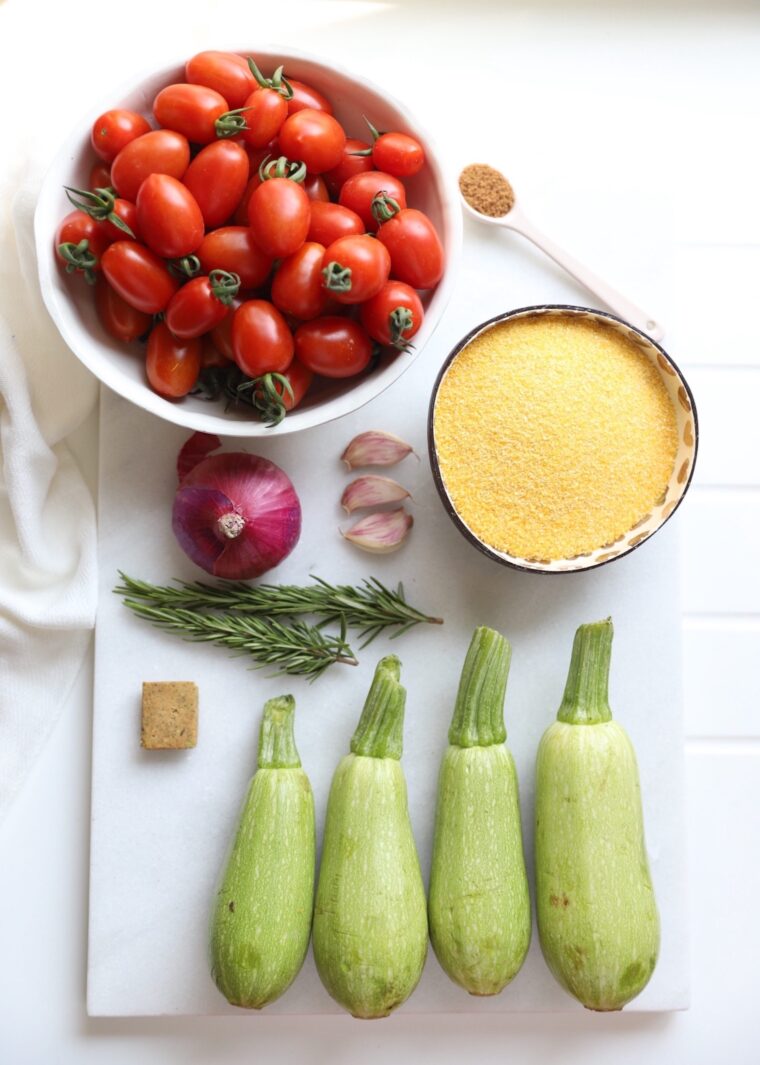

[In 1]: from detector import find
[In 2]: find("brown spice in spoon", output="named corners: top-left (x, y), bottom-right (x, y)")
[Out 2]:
top-left (459, 164), bottom-right (515, 217)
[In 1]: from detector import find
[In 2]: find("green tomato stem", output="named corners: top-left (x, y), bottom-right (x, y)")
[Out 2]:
top-left (389, 306), bottom-right (415, 351)
top-left (370, 192), bottom-right (401, 225)
top-left (215, 108), bottom-right (251, 138)
top-left (363, 115), bottom-right (382, 142)
top-left (448, 627), bottom-right (511, 748)
top-left (259, 155), bottom-right (307, 184)
top-left (168, 255), bottom-right (201, 279)
top-left (322, 261), bottom-right (352, 293)
top-left (63, 185), bottom-right (135, 239)
top-left (246, 57), bottom-right (294, 99)
top-left (57, 239), bottom-right (98, 284)
top-left (64, 184), bottom-right (114, 215)
top-left (208, 269), bottom-right (241, 304)
top-left (235, 372), bottom-right (295, 428)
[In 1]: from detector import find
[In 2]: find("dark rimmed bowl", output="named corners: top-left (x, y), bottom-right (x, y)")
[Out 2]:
top-left (427, 304), bottom-right (699, 574)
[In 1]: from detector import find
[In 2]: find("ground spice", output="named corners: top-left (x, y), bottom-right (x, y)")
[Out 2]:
top-left (433, 314), bottom-right (679, 560)
top-left (459, 164), bottom-right (515, 217)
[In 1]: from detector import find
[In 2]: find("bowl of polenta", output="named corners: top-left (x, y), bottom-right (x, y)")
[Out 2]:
top-left (428, 305), bottom-right (698, 573)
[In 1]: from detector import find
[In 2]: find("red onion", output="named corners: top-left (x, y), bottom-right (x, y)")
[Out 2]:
top-left (172, 432), bottom-right (301, 579)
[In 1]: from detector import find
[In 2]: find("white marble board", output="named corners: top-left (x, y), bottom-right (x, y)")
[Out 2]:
top-left (88, 205), bottom-right (689, 1016)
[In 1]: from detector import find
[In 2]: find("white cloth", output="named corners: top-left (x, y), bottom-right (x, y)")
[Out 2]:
top-left (0, 185), bottom-right (98, 822)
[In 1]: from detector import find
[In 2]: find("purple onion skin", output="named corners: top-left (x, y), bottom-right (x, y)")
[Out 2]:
top-left (177, 431), bottom-right (221, 482)
top-left (172, 451), bottom-right (302, 580)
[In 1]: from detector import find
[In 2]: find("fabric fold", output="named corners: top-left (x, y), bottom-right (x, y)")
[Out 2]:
top-left (0, 187), bottom-right (98, 822)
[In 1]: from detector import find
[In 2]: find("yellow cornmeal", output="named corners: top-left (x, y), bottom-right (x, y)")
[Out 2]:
top-left (433, 315), bottom-right (679, 560)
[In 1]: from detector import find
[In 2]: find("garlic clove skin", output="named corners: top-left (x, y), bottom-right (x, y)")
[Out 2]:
top-left (341, 430), bottom-right (416, 470)
top-left (341, 508), bottom-right (413, 553)
top-left (341, 475), bottom-right (411, 514)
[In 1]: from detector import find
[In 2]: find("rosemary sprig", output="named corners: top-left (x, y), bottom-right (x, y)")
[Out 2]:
top-left (115, 573), bottom-right (443, 648)
top-left (119, 598), bottom-right (358, 679)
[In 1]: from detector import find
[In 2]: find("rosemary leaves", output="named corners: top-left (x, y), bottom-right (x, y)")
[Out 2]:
top-left (115, 573), bottom-right (443, 678)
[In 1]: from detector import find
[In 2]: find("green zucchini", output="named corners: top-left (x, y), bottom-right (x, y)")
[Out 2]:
top-left (428, 626), bottom-right (531, 996)
top-left (313, 655), bottom-right (428, 1018)
top-left (535, 619), bottom-right (660, 1011)
top-left (210, 695), bottom-right (315, 1009)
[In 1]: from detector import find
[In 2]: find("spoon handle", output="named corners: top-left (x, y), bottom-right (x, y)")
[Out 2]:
top-left (504, 209), bottom-right (665, 341)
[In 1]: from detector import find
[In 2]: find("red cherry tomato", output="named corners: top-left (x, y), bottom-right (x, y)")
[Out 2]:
top-left (287, 80), bottom-right (333, 115)
top-left (94, 278), bottom-right (152, 341)
top-left (360, 280), bottom-right (424, 349)
top-left (197, 226), bottom-right (273, 288)
top-left (146, 321), bottom-right (202, 398)
top-left (153, 83), bottom-right (229, 145)
top-left (210, 295), bottom-right (244, 360)
top-left (256, 358), bottom-right (313, 412)
top-left (201, 336), bottom-right (232, 368)
top-left (55, 211), bottom-right (110, 281)
top-left (185, 51), bottom-right (256, 109)
top-left (242, 139), bottom-right (278, 173)
top-left (183, 140), bottom-right (249, 228)
top-left (372, 132), bottom-right (425, 177)
top-left (232, 300), bottom-right (294, 377)
top-left (101, 241), bottom-right (179, 313)
top-left (239, 87), bottom-right (288, 148)
top-left (376, 207), bottom-right (444, 290)
top-left (136, 174), bottom-right (204, 259)
top-left (97, 198), bottom-right (140, 243)
top-left (271, 242), bottom-right (331, 321)
top-left (338, 170), bottom-right (407, 230)
top-left (111, 130), bottom-right (190, 201)
top-left (303, 173), bottom-right (329, 202)
top-left (247, 177), bottom-right (310, 259)
top-left (165, 271), bottom-right (241, 339)
top-left (324, 138), bottom-right (373, 194)
top-left (321, 234), bottom-right (390, 305)
top-left (62, 185), bottom-right (140, 243)
top-left (294, 317), bottom-right (372, 378)
top-left (307, 201), bottom-right (364, 245)
top-left (276, 358), bottom-right (313, 410)
top-left (55, 210), bottom-right (110, 259)
top-left (232, 172), bottom-right (262, 225)
top-left (90, 109), bottom-right (151, 164)
top-left (278, 109), bottom-right (346, 174)
top-left (89, 161), bottom-right (112, 190)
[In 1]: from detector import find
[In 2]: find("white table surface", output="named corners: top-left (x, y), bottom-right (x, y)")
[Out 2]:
top-left (1, 1), bottom-right (759, 1062)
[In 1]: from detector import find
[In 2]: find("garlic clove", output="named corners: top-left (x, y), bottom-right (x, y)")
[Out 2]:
top-left (341, 430), bottom-right (416, 470)
top-left (341, 475), bottom-right (412, 514)
top-left (341, 508), bottom-right (413, 553)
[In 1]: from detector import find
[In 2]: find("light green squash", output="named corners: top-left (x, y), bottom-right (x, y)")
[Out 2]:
top-left (312, 655), bottom-right (428, 1018)
top-left (429, 626), bottom-right (531, 996)
top-left (535, 619), bottom-right (660, 1011)
top-left (210, 695), bottom-right (315, 1009)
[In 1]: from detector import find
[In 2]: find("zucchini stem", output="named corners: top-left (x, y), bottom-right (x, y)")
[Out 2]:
top-left (350, 655), bottom-right (405, 760)
top-left (448, 626), bottom-right (511, 748)
top-left (258, 695), bottom-right (302, 769)
top-left (557, 619), bottom-right (613, 726)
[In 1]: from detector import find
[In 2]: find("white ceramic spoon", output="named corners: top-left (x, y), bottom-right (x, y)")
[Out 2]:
top-left (460, 185), bottom-right (665, 342)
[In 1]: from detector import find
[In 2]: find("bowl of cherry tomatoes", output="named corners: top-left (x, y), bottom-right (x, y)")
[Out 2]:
top-left (35, 48), bottom-right (461, 435)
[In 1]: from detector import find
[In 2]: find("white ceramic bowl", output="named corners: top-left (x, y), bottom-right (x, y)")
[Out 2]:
top-left (34, 49), bottom-right (461, 436)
